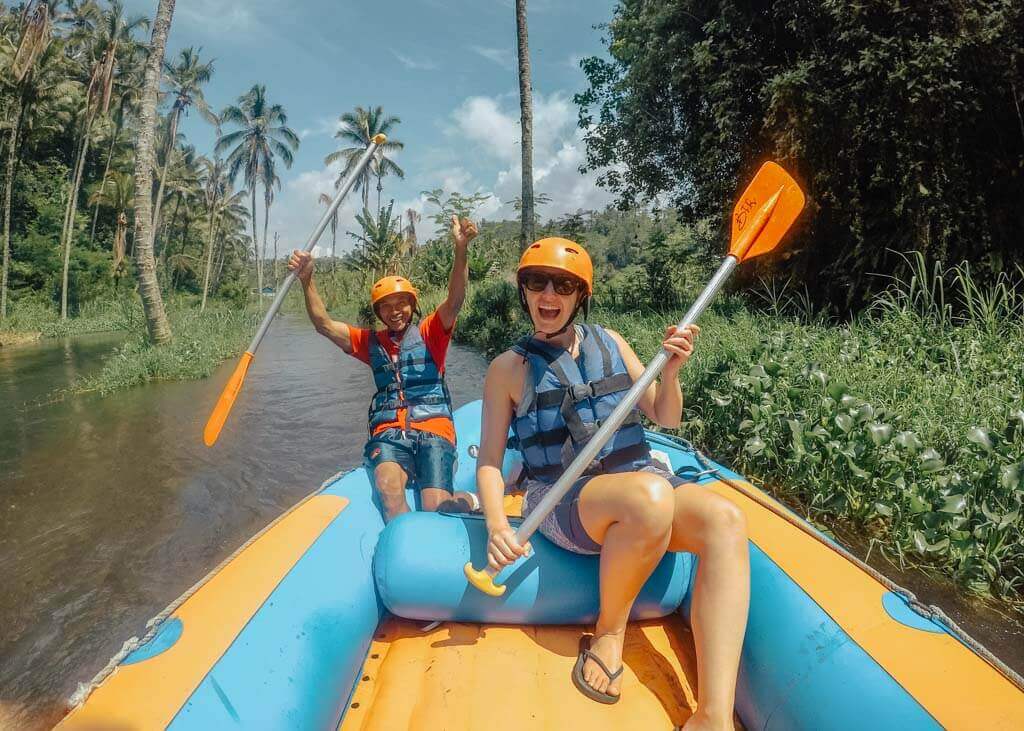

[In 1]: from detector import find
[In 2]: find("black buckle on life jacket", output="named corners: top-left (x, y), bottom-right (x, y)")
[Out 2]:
top-left (568, 382), bottom-right (596, 401)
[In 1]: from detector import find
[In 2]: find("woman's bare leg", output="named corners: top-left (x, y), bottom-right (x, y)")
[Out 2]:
top-left (575, 472), bottom-right (675, 697)
top-left (668, 488), bottom-right (750, 730)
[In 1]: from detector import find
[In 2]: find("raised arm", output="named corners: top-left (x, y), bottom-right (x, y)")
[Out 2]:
top-left (288, 250), bottom-right (354, 354)
top-left (477, 353), bottom-right (531, 569)
top-left (606, 325), bottom-right (699, 429)
top-left (436, 215), bottom-right (478, 331)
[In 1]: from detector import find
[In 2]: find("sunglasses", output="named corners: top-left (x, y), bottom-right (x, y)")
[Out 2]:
top-left (519, 272), bottom-right (583, 296)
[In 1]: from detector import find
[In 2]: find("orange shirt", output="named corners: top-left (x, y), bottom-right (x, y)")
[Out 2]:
top-left (348, 311), bottom-right (456, 445)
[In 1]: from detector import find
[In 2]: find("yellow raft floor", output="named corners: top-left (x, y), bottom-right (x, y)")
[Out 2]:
top-left (341, 615), bottom-right (742, 730)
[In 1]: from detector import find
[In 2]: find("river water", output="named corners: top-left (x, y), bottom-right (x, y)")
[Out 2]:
top-left (1, 316), bottom-right (1022, 728)
top-left (0, 314), bottom-right (489, 729)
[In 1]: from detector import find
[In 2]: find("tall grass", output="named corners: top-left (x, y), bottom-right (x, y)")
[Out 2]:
top-left (75, 304), bottom-right (256, 395)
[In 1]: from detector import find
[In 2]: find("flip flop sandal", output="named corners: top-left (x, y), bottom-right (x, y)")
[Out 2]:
top-left (572, 635), bottom-right (623, 705)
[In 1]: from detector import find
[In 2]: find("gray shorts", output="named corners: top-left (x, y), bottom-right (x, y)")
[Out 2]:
top-left (520, 463), bottom-right (690, 555)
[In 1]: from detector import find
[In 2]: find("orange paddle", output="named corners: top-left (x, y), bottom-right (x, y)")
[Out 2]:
top-left (465, 160), bottom-right (806, 596)
top-left (203, 134), bottom-right (387, 447)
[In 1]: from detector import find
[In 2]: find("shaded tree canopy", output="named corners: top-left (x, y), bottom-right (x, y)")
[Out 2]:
top-left (576, 0), bottom-right (1024, 311)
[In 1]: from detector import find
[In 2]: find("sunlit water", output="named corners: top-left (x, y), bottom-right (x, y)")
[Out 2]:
top-left (0, 315), bottom-right (488, 728)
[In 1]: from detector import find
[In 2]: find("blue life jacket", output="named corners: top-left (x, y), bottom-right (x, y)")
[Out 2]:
top-left (510, 324), bottom-right (652, 483)
top-left (367, 324), bottom-right (454, 435)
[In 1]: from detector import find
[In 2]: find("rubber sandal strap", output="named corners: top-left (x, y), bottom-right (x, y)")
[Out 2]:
top-left (581, 648), bottom-right (624, 681)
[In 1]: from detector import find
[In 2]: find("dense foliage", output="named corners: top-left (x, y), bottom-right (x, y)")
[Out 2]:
top-left (576, 0), bottom-right (1024, 311)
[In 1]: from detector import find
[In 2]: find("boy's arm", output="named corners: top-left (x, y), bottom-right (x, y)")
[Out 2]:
top-left (288, 249), bottom-right (354, 354)
top-left (436, 215), bottom-right (478, 331)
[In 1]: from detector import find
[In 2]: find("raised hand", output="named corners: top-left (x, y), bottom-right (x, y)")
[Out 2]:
top-left (450, 215), bottom-right (479, 249)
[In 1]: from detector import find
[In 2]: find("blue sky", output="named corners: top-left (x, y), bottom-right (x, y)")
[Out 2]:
top-left (124, 0), bottom-right (618, 255)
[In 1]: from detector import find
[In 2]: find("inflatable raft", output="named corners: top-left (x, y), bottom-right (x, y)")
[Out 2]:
top-left (58, 401), bottom-right (1024, 729)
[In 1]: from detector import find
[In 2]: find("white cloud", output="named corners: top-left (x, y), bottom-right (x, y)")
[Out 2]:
top-left (269, 164), bottom-right (370, 259)
top-left (391, 50), bottom-right (439, 71)
top-left (470, 45), bottom-right (514, 70)
top-left (442, 91), bottom-right (616, 222)
top-left (176, 0), bottom-right (259, 35)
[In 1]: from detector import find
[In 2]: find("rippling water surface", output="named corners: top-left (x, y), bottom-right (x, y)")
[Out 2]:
top-left (0, 315), bottom-right (488, 728)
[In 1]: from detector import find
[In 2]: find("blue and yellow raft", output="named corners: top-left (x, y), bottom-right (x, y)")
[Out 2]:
top-left (58, 401), bottom-right (1024, 729)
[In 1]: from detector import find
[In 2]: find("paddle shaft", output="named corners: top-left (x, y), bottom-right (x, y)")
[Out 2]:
top-left (245, 140), bottom-right (382, 354)
top-left (510, 254), bottom-right (739, 548)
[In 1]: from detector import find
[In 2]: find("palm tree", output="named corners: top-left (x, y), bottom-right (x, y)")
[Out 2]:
top-left (59, 0), bottom-right (148, 319)
top-left (9, 0), bottom-right (62, 83)
top-left (318, 192), bottom-right (339, 267)
top-left (216, 84), bottom-right (299, 302)
top-left (130, 0), bottom-right (176, 344)
top-left (324, 106), bottom-right (403, 213)
top-left (151, 47), bottom-right (215, 236)
top-left (515, 0), bottom-right (535, 251)
top-left (87, 169), bottom-right (133, 277)
top-left (1, 38), bottom-right (76, 319)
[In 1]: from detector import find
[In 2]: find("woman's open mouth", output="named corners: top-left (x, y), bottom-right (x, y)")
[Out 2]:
top-left (537, 306), bottom-right (561, 321)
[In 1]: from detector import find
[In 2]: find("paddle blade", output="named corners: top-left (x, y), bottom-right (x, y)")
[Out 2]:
top-left (729, 161), bottom-right (805, 261)
top-left (203, 351), bottom-right (254, 447)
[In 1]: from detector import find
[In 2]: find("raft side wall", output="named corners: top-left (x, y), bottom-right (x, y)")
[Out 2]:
top-left (167, 470), bottom-right (392, 729)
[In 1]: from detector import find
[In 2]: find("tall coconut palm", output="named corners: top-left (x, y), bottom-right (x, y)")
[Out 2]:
top-left (324, 106), bottom-right (403, 213)
top-left (216, 84), bottom-right (299, 302)
top-left (515, 0), bottom-right (535, 251)
top-left (87, 169), bottom-right (133, 276)
top-left (130, 0), bottom-right (176, 344)
top-left (151, 46), bottom-right (215, 236)
top-left (59, 0), bottom-right (148, 319)
top-left (1, 39), bottom-right (76, 319)
top-left (9, 0), bottom-right (62, 83)
top-left (318, 192), bottom-right (339, 267)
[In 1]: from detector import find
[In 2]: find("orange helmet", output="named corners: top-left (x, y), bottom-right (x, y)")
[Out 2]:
top-left (370, 275), bottom-right (418, 307)
top-left (517, 238), bottom-right (593, 295)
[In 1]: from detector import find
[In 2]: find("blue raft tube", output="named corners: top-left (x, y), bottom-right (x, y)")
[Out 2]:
top-left (58, 401), bottom-right (1024, 729)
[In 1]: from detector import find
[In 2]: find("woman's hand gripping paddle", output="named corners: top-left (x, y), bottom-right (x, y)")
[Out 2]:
top-left (464, 161), bottom-right (806, 596)
top-left (202, 135), bottom-right (388, 447)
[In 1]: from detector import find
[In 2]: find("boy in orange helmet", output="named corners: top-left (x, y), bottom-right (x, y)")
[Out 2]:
top-left (289, 215), bottom-right (479, 521)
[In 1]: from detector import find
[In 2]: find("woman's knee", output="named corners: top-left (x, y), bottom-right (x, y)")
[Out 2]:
top-left (619, 474), bottom-right (675, 534)
top-left (699, 494), bottom-right (748, 548)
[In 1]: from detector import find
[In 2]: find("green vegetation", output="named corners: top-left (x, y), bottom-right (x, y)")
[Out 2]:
top-left (576, 0), bottom-right (1024, 311)
top-left (0, 2), bottom-right (305, 341)
top-left (74, 299), bottom-right (255, 395)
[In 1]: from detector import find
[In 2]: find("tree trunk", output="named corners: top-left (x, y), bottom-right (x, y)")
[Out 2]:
top-left (200, 207), bottom-right (219, 312)
top-left (515, 0), bottom-right (535, 252)
top-left (151, 107), bottom-right (180, 230)
top-left (61, 113), bottom-right (94, 320)
top-left (273, 231), bottom-right (279, 288)
top-left (2, 96), bottom-right (25, 320)
top-left (262, 193), bottom-right (269, 295)
top-left (160, 193), bottom-right (182, 291)
top-left (131, 0), bottom-right (176, 344)
top-left (90, 122), bottom-right (120, 244)
top-left (250, 185), bottom-right (261, 308)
